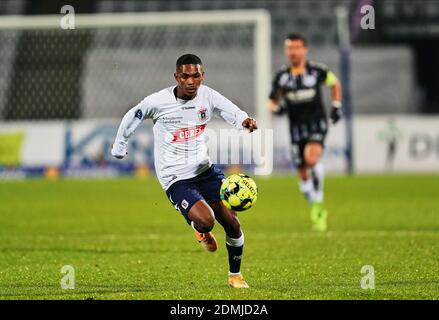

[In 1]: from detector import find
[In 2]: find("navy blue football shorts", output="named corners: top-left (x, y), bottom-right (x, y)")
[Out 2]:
top-left (165, 164), bottom-right (225, 225)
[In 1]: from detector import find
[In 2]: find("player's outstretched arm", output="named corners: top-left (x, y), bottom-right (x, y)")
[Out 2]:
top-left (111, 106), bottom-right (142, 159)
top-left (111, 96), bottom-right (156, 159)
top-left (210, 88), bottom-right (257, 133)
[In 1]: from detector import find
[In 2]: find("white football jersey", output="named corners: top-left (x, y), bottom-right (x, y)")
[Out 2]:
top-left (112, 85), bottom-right (249, 190)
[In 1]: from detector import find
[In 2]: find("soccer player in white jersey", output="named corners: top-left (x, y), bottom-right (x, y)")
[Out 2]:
top-left (111, 54), bottom-right (258, 288)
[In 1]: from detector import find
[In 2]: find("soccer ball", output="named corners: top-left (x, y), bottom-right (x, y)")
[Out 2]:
top-left (220, 173), bottom-right (258, 211)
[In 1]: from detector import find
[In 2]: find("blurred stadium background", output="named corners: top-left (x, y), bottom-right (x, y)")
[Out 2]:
top-left (0, 0), bottom-right (438, 300)
top-left (0, 0), bottom-right (438, 177)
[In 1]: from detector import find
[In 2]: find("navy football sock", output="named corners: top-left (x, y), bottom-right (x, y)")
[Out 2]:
top-left (226, 244), bottom-right (243, 274)
top-left (226, 233), bottom-right (244, 274)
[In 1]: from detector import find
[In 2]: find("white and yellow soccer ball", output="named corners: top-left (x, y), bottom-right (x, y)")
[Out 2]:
top-left (220, 173), bottom-right (258, 211)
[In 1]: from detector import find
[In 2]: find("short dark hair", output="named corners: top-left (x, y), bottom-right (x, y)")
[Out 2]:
top-left (285, 33), bottom-right (307, 46)
top-left (176, 54), bottom-right (202, 67)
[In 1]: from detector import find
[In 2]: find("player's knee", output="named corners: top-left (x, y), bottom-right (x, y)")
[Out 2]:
top-left (298, 166), bottom-right (308, 180)
top-left (189, 200), bottom-right (215, 233)
top-left (305, 156), bottom-right (319, 168)
top-left (195, 210), bottom-right (215, 233)
top-left (304, 143), bottom-right (322, 168)
top-left (196, 219), bottom-right (214, 233)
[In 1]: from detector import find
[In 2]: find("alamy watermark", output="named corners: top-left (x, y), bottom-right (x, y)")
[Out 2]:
top-left (360, 265), bottom-right (375, 290)
top-left (60, 5), bottom-right (75, 30)
top-left (160, 125), bottom-right (274, 175)
top-left (360, 5), bottom-right (375, 30)
top-left (60, 265), bottom-right (75, 289)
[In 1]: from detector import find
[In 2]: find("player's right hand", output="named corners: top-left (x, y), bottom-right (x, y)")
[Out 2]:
top-left (268, 99), bottom-right (286, 115)
top-left (267, 100), bottom-right (280, 113)
top-left (111, 143), bottom-right (127, 159)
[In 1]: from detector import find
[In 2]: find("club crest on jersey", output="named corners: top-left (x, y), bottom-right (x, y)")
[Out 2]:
top-left (303, 74), bottom-right (317, 87)
top-left (171, 124), bottom-right (206, 143)
top-left (198, 107), bottom-right (208, 120)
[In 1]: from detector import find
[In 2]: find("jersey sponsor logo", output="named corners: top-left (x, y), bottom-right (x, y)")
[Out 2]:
top-left (182, 106), bottom-right (195, 110)
top-left (171, 124), bottom-right (206, 143)
top-left (162, 116), bottom-right (183, 124)
top-left (286, 88), bottom-right (316, 103)
top-left (181, 199), bottom-right (189, 210)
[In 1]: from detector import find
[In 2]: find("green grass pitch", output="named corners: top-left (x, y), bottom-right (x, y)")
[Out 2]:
top-left (0, 175), bottom-right (438, 300)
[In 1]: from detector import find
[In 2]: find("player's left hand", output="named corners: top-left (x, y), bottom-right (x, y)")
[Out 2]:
top-left (330, 104), bottom-right (343, 124)
top-left (242, 118), bottom-right (258, 132)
